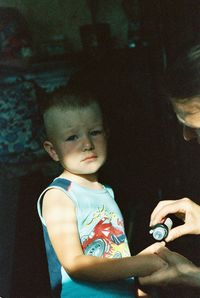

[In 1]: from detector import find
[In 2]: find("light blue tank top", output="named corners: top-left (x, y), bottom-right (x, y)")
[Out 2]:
top-left (37, 178), bottom-right (135, 297)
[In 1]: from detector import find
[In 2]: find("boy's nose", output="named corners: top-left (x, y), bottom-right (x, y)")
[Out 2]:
top-left (82, 136), bottom-right (94, 151)
top-left (183, 125), bottom-right (197, 141)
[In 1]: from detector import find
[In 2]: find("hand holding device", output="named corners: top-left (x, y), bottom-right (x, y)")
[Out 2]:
top-left (149, 218), bottom-right (173, 241)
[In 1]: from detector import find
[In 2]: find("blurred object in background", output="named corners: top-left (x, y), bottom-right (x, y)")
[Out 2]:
top-left (80, 23), bottom-right (111, 52)
top-left (80, 0), bottom-right (112, 54)
top-left (0, 7), bottom-right (33, 68)
top-left (0, 7), bottom-right (43, 298)
top-left (0, 79), bottom-right (45, 177)
top-left (122, 0), bottom-right (144, 48)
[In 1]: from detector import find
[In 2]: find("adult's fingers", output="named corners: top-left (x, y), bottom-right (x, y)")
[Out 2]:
top-left (150, 199), bottom-right (187, 226)
top-left (140, 246), bottom-right (196, 287)
top-left (139, 267), bottom-right (172, 287)
top-left (150, 200), bottom-right (175, 224)
top-left (165, 224), bottom-right (191, 242)
top-left (157, 246), bottom-right (193, 266)
top-left (138, 242), bottom-right (165, 255)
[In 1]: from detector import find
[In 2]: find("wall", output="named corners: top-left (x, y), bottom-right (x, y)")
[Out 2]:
top-left (0, 0), bottom-right (128, 52)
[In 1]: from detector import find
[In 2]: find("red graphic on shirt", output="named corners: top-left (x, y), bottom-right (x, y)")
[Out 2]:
top-left (82, 217), bottom-right (126, 258)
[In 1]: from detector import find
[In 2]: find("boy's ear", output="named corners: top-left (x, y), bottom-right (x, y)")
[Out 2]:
top-left (43, 140), bottom-right (59, 161)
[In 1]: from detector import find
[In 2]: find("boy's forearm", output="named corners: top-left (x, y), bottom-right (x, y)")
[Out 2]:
top-left (64, 254), bottom-right (166, 282)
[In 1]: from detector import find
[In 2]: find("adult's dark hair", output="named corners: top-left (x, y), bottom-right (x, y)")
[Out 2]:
top-left (163, 43), bottom-right (200, 102)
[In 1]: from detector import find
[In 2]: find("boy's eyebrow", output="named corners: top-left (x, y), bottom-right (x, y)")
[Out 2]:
top-left (60, 127), bottom-right (76, 135)
top-left (60, 123), bottom-right (104, 136)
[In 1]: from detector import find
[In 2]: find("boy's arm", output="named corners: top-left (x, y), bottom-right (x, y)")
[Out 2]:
top-left (42, 189), bottom-right (167, 282)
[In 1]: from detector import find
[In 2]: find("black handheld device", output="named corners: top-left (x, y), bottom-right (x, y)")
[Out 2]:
top-left (149, 218), bottom-right (173, 241)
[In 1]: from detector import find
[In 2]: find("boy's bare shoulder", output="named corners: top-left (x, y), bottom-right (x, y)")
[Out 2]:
top-left (43, 187), bottom-right (75, 211)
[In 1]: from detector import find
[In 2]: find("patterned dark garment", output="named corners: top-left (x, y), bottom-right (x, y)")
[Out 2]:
top-left (0, 79), bottom-right (45, 164)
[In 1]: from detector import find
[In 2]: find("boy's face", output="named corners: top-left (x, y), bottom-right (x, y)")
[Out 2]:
top-left (44, 102), bottom-right (107, 178)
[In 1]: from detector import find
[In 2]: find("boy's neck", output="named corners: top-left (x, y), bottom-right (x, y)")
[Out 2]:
top-left (59, 171), bottom-right (103, 190)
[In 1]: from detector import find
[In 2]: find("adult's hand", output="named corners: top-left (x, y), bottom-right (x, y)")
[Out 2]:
top-left (136, 242), bottom-right (166, 298)
top-left (150, 198), bottom-right (200, 241)
top-left (138, 241), bottom-right (166, 255)
top-left (139, 246), bottom-right (200, 288)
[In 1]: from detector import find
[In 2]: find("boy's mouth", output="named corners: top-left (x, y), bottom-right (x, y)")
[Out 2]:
top-left (82, 155), bottom-right (97, 162)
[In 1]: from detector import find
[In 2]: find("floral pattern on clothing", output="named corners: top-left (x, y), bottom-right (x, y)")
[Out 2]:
top-left (0, 79), bottom-right (44, 163)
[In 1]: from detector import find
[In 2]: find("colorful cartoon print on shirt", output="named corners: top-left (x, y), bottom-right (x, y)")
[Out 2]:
top-left (81, 206), bottom-right (130, 258)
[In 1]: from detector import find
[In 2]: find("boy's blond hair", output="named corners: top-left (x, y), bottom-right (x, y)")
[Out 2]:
top-left (40, 86), bottom-right (106, 141)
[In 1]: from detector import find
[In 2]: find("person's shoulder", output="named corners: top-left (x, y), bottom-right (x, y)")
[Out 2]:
top-left (42, 190), bottom-right (77, 238)
top-left (104, 184), bottom-right (115, 198)
top-left (43, 187), bottom-right (74, 209)
top-left (42, 187), bottom-right (76, 224)
top-left (49, 177), bottom-right (72, 190)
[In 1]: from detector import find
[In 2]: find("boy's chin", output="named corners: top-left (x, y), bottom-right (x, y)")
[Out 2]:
top-left (81, 162), bottom-right (104, 173)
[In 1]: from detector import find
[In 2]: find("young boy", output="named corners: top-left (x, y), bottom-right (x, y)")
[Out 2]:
top-left (37, 86), bottom-right (166, 297)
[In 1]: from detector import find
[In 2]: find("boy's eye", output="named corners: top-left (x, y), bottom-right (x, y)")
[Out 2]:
top-left (90, 129), bottom-right (103, 136)
top-left (65, 135), bottom-right (78, 141)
